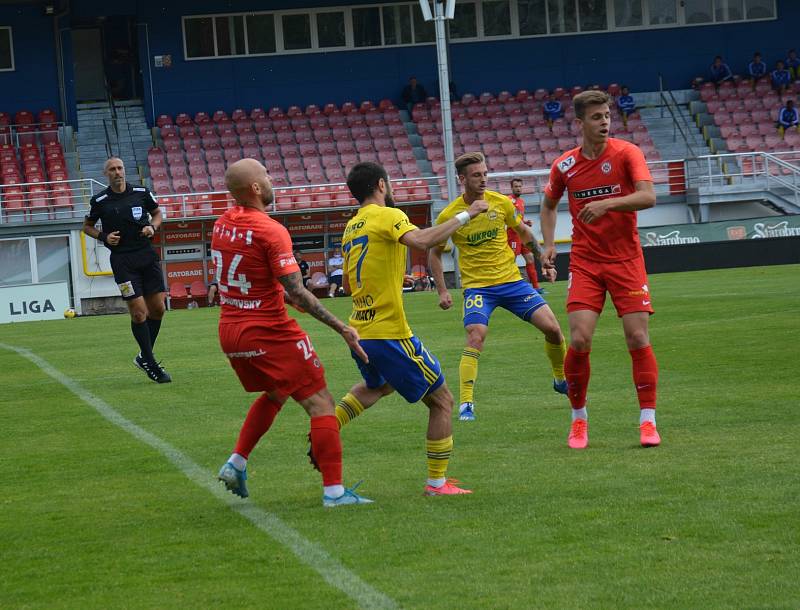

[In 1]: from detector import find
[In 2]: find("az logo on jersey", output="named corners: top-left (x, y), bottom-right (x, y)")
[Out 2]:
top-left (601, 161), bottom-right (612, 174)
top-left (558, 156), bottom-right (576, 173)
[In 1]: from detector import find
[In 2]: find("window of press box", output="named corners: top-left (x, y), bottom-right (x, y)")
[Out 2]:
top-left (282, 13), bottom-right (312, 50)
top-left (449, 2), bottom-right (478, 39)
top-left (353, 7), bottom-right (382, 47)
top-left (482, 1), bottom-right (512, 36)
top-left (246, 14), bottom-right (276, 54)
top-left (184, 18), bottom-right (215, 58)
top-left (518, 0), bottom-right (547, 35)
top-left (0, 27), bottom-right (13, 71)
top-left (317, 11), bottom-right (346, 48)
top-left (382, 5), bottom-right (412, 45)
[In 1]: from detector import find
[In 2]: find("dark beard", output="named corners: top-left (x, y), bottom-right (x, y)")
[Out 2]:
top-left (261, 190), bottom-right (275, 206)
top-left (385, 192), bottom-right (396, 208)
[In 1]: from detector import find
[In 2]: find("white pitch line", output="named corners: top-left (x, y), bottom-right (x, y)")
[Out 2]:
top-left (1, 342), bottom-right (397, 610)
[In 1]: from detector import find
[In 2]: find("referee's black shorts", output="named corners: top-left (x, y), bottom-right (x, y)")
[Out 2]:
top-left (110, 248), bottom-right (166, 300)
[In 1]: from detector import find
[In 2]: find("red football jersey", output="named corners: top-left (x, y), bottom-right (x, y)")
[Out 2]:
top-left (506, 195), bottom-right (525, 243)
top-left (211, 206), bottom-right (300, 324)
top-left (544, 138), bottom-right (652, 263)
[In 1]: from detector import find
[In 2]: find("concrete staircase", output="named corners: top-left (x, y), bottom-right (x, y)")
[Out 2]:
top-left (76, 100), bottom-right (153, 185)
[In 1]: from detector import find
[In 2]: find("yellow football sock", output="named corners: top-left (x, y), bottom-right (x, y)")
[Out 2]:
top-left (459, 347), bottom-right (481, 404)
top-left (545, 338), bottom-right (567, 381)
top-left (426, 436), bottom-right (453, 481)
top-left (335, 392), bottom-right (365, 429)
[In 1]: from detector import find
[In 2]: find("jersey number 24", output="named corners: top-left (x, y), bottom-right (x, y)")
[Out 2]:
top-left (210, 249), bottom-right (252, 294)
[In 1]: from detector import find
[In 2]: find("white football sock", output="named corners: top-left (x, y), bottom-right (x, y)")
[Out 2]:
top-left (640, 408), bottom-right (656, 425)
top-left (228, 453), bottom-right (247, 471)
top-left (571, 407), bottom-right (587, 421)
top-left (324, 484), bottom-right (345, 498)
top-left (427, 477), bottom-right (446, 488)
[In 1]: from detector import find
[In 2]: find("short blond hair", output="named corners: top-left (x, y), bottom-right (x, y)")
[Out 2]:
top-left (455, 151), bottom-right (486, 176)
top-left (573, 91), bottom-right (610, 119)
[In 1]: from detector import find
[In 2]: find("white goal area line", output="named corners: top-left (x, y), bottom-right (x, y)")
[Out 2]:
top-left (0, 342), bottom-right (397, 610)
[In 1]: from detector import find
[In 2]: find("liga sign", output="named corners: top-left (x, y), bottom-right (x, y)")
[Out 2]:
top-left (0, 282), bottom-right (70, 324)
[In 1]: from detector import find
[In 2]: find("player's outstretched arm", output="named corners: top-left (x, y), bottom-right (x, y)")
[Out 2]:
top-left (513, 221), bottom-right (555, 282)
top-left (540, 194), bottom-right (559, 268)
top-left (399, 199), bottom-right (489, 251)
top-left (428, 246), bottom-right (452, 310)
top-left (279, 271), bottom-right (368, 363)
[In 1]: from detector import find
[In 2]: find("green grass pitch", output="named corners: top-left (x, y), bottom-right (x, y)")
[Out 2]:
top-left (1, 265), bottom-right (798, 609)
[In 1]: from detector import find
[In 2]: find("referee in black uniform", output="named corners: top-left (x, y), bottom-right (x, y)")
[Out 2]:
top-left (82, 157), bottom-right (171, 383)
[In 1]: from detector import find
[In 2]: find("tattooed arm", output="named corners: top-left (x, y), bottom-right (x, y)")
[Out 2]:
top-left (278, 271), bottom-right (368, 362)
top-left (513, 221), bottom-right (556, 282)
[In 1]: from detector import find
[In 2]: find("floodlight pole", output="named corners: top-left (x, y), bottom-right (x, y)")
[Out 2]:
top-left (422, 0), bottom-right (461, 287)
top-left (429, 1), bottom-right (458, 207)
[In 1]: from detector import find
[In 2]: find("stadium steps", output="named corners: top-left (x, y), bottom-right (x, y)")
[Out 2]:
top-left (639, 94), bottom-right (718, 180)
top-left (76, 101), bottom-right (153, 185)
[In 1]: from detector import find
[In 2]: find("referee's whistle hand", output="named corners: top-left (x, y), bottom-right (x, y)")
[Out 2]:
top-left (107, 231), bottom-right (121, 245)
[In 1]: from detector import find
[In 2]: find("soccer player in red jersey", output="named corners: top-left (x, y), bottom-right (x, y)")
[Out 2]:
top-left (212, 159), bottom-right (373, 507)
top-left (540, 90), bottom-right (661, 449)
top-left (506, 177), bottom-right (541, 292)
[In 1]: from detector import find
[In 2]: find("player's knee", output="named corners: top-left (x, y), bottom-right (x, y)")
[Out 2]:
top-left (130, 309), bottom-right (147, 324)
top-left (466, 327), bottom-right (486, 350)
top-left (427, 386), bottom-right (453, 416)
top-left (624, 328), bottom-right (650, 350)
top-left (570, 333), bottom-right (592, 351)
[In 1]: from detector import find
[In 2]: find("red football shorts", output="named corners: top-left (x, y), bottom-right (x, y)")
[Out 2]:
top-left (508, 237), bottom-right (532, 256)
top-left (567, 255), bottom-right (654, 317)
top-left (218, 321), bottom-right (327, 401)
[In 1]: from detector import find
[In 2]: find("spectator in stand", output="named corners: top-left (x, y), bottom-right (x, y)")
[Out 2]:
top-left (616, 86), bottom-right (636, 122)
top-left (777, 99), bottom-right (799, 134)
top-left (543, 94), bottom-right (564, 123)
top-left (710, 56), bottom-right (733, 84)
top-left (771, 60), bottom-right (792, 95)
top-left (327, 246), bottom-right (344, 298)
top-left (295, 249), bottom-right (311, 288)
top-left (786, 49), bottom-right (800, 80)
top-left (402, 77), bottom-right (428, 113)
top-left (747, 52), bottom-right (768, 81)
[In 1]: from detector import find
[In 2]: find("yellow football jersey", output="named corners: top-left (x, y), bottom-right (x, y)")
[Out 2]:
top-left (342, 204), bottom-right (417, 339)
top-left (436, 190), bottom-right (522, 288)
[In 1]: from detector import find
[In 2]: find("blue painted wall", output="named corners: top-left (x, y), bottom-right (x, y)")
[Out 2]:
top-left (0, 5), bottom-right (60, 119)
top-left (0, 0), bottom-right (796, 126)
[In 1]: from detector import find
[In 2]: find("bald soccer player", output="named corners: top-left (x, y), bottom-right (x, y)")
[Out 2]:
top-left (213, 159), bottom-right (373, 507)
top-left (83, 157), bottom-right (171, 383)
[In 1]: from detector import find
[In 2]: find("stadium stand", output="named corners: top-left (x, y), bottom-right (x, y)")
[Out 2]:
top-left (0, 109), bottom-right (75, 222)
top-left (412, 85), bottom-right (659, 196)
top-left (148, 99), bottom-right (420, 195)
top-left (696, 79), bottom-right (800, 174)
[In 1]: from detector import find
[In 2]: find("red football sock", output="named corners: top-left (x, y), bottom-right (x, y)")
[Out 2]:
top-left (526, 262), bottom-right (540, 289)
top-left (310, 415), bottom-right (343, 487)
top-left (630, 345), bottom-right (658, 408)
top-left (233, 393), bottom-right (282, 458)
top-left (564, 347), bottom-right (591, 409)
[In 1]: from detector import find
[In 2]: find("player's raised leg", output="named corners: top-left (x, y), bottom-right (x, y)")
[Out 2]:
top-left (565, 310), bottom-right (599, 449)
top-left (219, 391), bottom-right (284, 498)
top-left (299, 387), bottom-right (374, 507)
top-left (527, 303), bottom-right (568, 395)
top-left (459, 324), bottom-right (487, 421)
top-left (335, 381), bottom-right (394, 429)
top-left (622, 312), bottom-right (660, 447)
top-left (422, 383), bottom-right (472, 496)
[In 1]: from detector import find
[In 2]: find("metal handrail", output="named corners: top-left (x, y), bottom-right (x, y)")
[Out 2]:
top-left (657, 75), bottom-right (699, 159)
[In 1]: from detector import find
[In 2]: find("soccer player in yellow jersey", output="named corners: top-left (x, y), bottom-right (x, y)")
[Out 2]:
top-left (429, 152), bottom-right (568, 422)
top-left (334, 161), bottom-right (487, 495)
